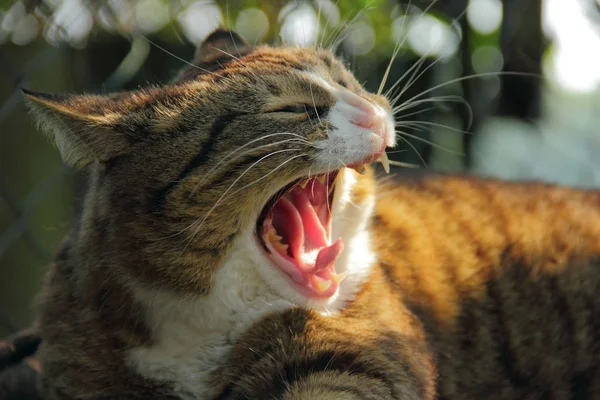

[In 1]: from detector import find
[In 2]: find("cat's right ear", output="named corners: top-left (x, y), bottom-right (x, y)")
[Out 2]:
top-left (22, 88), bottom-right (139, 168)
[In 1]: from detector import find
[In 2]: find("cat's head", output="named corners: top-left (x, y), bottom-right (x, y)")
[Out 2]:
top-left (24, 29), bottom-right (395, 310)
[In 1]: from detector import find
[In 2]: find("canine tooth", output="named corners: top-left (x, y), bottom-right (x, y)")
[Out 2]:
top-left (267, 230), bottom-right (282, 242)
top-left (312, 276), bottom-right (332, 292)
top-left (300, 179), bottom-right (309, 189)
top-left (273, 241), bottom-right (288, 253)
top-left (378, 151), bottom-right (390, 174)
top-left (316, 174), bottom-right (326, 184)
top-left (333, 271), bottom-right (348, 283)
top-left (352, 164), bottom-right (366, 175)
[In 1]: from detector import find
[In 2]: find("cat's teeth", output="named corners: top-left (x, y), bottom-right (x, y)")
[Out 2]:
top-left (352, 164), bottom-right (367, 175)
top-left (273, 241), bottom-right (288, 254)
top-left (299, 179), bottom-right (309, 189)
top-left (316, 174), bottom-right (326, 184)
top-left (378, 151), bottom-right (390, 174)
top-left (267, 229), bottom-right (282, 243)
top-left (311, 275), bottom-right (332, 292)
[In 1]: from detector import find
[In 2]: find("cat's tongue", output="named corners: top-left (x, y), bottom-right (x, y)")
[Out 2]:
top-left (263, 174), bottom-right (344, 298)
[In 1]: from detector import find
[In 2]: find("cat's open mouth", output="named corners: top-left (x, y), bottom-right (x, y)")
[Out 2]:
top-left (256, 171), bottom-right (343, 298)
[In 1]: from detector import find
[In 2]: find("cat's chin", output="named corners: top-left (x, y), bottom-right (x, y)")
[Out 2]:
top-left (254, 167), bottom-right (376, 306)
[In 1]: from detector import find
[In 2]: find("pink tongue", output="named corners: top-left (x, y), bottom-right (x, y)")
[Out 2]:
top-left (272, 197), bottom-right (303, 257)
top-left (314, 238), bottom-right (343, 274)
top-left (265, 175), bottom-right (344, 297)
top-left (269, 177), bottom-right (344, 274)
top-left (291, 190), bottom-right (328, 251)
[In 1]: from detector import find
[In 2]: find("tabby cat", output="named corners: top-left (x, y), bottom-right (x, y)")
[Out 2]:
top-left (21, 29), bottom-right (600, 399)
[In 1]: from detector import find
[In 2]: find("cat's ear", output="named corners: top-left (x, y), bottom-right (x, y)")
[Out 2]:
top-left (193, 29), bottom-right (249, 64)
top-left (22, 88), bottom-right (141, 168)
top-left (176, 29), bottom-right (251, 81)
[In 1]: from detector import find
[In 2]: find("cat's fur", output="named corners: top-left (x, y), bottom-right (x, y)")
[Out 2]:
top-left (22, 29), bottom-right (600, 399)
top-left (210, 172), bottom-right (600, 400)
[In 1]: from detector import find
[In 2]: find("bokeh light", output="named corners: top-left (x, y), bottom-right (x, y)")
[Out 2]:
top-left (280, 3), bottom-right (318, 46)
top-left (467, 0), bottom-right (503, 35)
top-left (471, 45), bottom-right (504, 74)
top-left (235, 8), bottom-right (269, 43)
top-left (543, 0), bottom-right (600, 93)
top-left (135, 0), bottom-right (169, 34)
top-left (178, 1), bottom-right (223, 44)
top-left (407, 14), bottom-right (460, 60)
top-left (315, 0), bottom-right (340, 28)
top-left (44, 0), bottom-right (93, 48)
top-left (343, 20), bottom-right (375, 55)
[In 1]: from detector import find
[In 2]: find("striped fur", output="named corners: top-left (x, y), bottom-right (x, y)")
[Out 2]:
top-left (211, 171), bottom-right (600, 399)
top-left (22, 28), bottom-right (600, 399)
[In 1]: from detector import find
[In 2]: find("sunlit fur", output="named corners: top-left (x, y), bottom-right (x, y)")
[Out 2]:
top-left (25, 30), bottom-right (393, 398)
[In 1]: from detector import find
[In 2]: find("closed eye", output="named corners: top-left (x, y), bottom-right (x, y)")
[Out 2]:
top-left (269, 104), bottom-right (329, 119)
top-left (272, 104), bottom-right (309, 113)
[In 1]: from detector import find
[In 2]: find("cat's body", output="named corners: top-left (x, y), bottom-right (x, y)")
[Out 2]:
top-left (33, 170), bottom-right (600, 400)
top-left (21, 29), bottom-right (600, 399)
top-left (211, 172), bottom-right (600, 400)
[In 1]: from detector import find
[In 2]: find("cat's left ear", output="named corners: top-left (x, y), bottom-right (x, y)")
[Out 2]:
top-left (176, 29), bottom-right (251, 81)
top-left (193, 28), bottom-right (249, 65)
top-left (22, 88), bottom-right (152, 168)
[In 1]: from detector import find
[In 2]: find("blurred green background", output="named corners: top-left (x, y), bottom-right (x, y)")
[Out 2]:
top-left (1, 0), bottom-right (599, 336)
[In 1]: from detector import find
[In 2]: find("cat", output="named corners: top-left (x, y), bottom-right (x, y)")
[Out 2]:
top-left (19, 28), bottom-right (600, 399)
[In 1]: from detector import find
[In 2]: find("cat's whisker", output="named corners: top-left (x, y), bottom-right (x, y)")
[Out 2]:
top-left (377, 0), bottom-right (414, 95)
top-left (326, 4), bottom-right (372, 52)
top-left (212, 48), bottom-right (259, 79)
top-left (395, 106), bottom-right (438, 120)
top-left (223, 153), bottom-right (308, 200)
top-left (316, 0), bottom-right (341, 50)
top-left (315, 0), bottom-right (324, 50)
top-left (308, 81), bottom-right (323, 126)
top-left (397, 124), bottom-right (428, 133)
top-left (393, 95), bottom-right (473, 127)
top-left (396, 120), bottom-right (472, 136)
top-left (187, 133), bottom-right (316, 202)
top-left (393, 94), bottom-right (469, 112)
top-left (166, 145), bottom-right (308, 243)
top-left (396, 71), bottom-right (542, 114)
top-left (382, 0), bottom-right (443, 99)
top-left (384, 149), bottom-right (408, 155)
top-left (389, 53), bottom-right (436, 105)
top-left (390, 8), bottom-right (467, 106)
top-left (138, 33), bottom-right (216, 76)
top-left (326, 160), bottom-right (334, 214)
top-left (397, 135), bottom-right (428, 167)
top-left (224, 5), bottom-right (248, 57)
top-left (181, 149), bottom-right (304, 251)
top-left (397, 130), bottom-right (465, 156)
top-left (388, 160), bottom-right (421, 169)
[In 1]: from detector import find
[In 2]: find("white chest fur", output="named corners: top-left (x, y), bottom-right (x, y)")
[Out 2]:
top-left (127, 239), bottom-right (294, 399)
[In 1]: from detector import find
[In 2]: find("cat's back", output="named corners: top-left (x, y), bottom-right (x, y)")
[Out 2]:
top-left (372, 172), bottom-right (600, 399)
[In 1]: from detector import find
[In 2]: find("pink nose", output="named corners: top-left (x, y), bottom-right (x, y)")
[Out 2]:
top-left (337, 90), bottom-right (387, 136)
